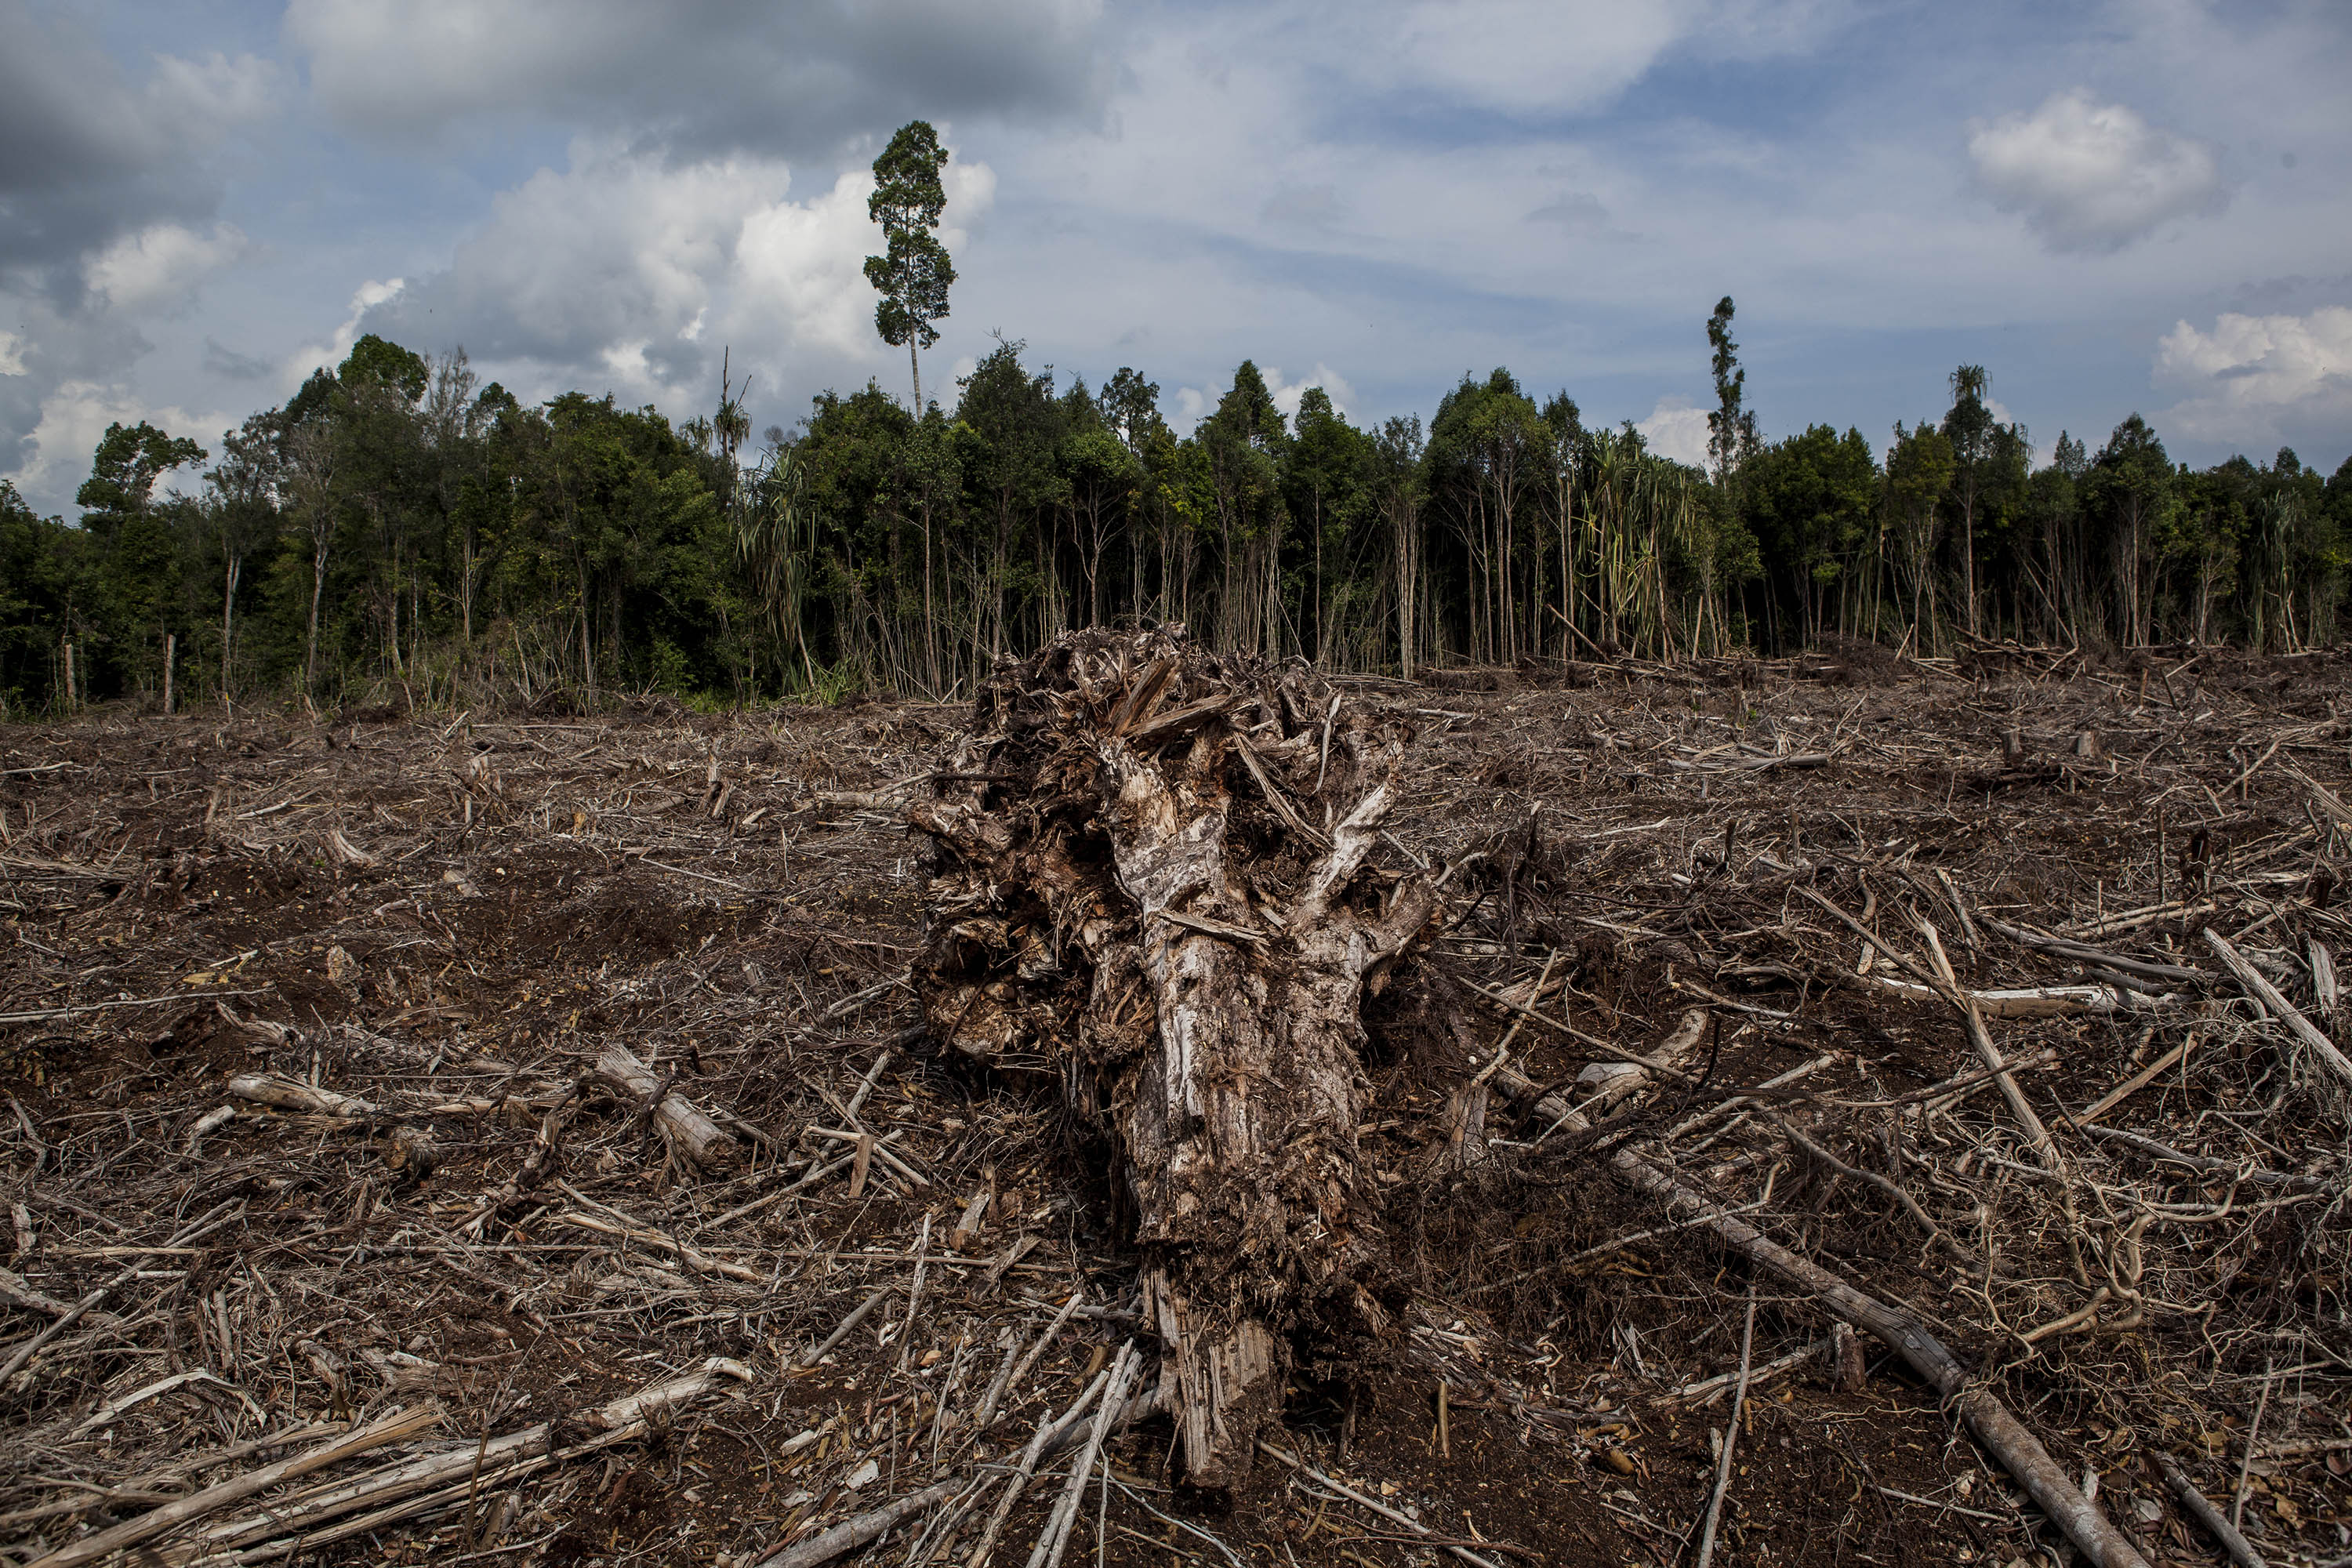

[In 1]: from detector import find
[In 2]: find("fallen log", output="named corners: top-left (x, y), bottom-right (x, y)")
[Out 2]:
top-left (2151, 1450), bottom-right (2269, 1568)
top-left (226, 1072), bottom-right (377, 1117)
top-left (758, 1479), bottom-right (961, 1568)
top-left (1487, 1065), bottom-right (2153, 1568)
top-left (909, 630), bottom-right (1440, 1486)
top-left (1848, 974), bottom-right (2143, 1017)
top-left (46, 1360), bottom-right (752, 1568)
top-left (591, 1040), bottom-right (739, 1173)
top-left (22, 1405), bottom-right (448, 1568)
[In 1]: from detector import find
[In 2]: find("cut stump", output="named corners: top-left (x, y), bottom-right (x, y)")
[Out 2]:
top-left (909, 629), bottom-right (1438, 1485)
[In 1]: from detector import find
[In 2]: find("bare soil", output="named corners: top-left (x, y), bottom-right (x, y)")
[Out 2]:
top-left (3, 644), bottom-right (2349, 1567)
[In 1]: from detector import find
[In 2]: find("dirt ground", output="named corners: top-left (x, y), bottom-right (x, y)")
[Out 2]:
top-left (3, 643), bottom-right (2350, 1568)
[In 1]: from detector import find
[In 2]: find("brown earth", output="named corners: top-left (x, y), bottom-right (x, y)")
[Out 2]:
top-left (1, 644), bottom-right (2348, 1568)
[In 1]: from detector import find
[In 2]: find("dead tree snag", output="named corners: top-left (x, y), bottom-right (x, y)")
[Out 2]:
top-left (910, 630), bottom-right (1438, 1485)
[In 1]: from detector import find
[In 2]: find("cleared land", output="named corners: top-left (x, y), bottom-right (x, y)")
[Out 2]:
top-left (2, 643), bottom-right (2348, 1567)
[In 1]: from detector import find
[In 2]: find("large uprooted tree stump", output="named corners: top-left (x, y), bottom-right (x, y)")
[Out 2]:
top-left (910, 629), bottom-right (1439, 1486)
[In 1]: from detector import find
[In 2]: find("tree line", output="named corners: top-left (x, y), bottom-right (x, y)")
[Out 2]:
top-left (2, 307), bottom-right (2347, 717)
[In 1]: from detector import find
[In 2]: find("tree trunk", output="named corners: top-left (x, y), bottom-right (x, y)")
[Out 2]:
top-left (592, 1042), bottom-right (740, 1173)
top-left (923, 507), bottom-right (938, 695)
top-left (911, 630), bottom-right (1439, 1486)
top-left (307, 535), bottom-right (330, 695)
top-left (221, 554), bottom-right (241, 697)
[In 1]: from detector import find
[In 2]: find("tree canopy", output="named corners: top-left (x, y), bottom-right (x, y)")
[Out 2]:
top-left (864, 121), bottom-right (956, 414)
top-left (2, 304), bottom-right (2341, 720)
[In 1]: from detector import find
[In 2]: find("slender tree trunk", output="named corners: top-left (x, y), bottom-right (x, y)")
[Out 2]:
top-left (1312, 491), bottom-right (1323, 664)
top-left (1962, 495), bottom-right (1977, 639)
top-left (1218, 513), bottom-right (1235, 651)
top-left (909, 342), bottom-right (923, 416)
top-left (1265, 511), bottom-right (1280, 658)
top-left (1393, 499), bottom-right (1417, 681)
top-left (307, 535), bottom-right (330, 695)
top-left (1559, 475), bottom-right (1571, 660)
top-left (220, 554), bottom-right (241, 696)
top-left (923, 507), bottom-right (938, 694)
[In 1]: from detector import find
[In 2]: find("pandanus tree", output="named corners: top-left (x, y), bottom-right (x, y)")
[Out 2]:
top-left (734, 448), bottom-right (817, 689)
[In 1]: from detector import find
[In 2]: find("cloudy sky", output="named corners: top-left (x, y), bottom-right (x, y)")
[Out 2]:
top-left (4, 0), bottom-right (2347, 516)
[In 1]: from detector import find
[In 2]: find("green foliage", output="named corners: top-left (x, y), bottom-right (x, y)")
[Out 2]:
top-left (0, 481), bottom-right (82, 714)
top-left (339, 335), bottom-right (430, 402)
top-left (1706, 297), bottom-right (1758, 483)
top-left (1744, 424), bottom-right (1875, 641)
top-left (76, 421), bottom-right (206, 532)
top-left (4, 311), bottom-right (2342, 723)
top-left (865, 121), bottom-right (956, 409)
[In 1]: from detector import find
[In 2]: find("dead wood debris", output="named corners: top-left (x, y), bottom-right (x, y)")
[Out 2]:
top-left (0, 641), bottom-right (2346, 1566)
top-left (909, 630), bottom-right (1439, 1486)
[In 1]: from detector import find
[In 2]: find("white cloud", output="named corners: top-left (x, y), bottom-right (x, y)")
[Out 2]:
top-left (1967, 90), bottom-right (2226, 253)
top-left (1264, 364), bottom-right (1356, 421)
top-left (0, 15), bottom-right (279, 284)
top-left (1171, 387), bottom-right (1208, 433)
top-left (1383, 0), bottom-right (1693, 114)
top-left (0, 332), bottom-right (26, 377)
top-left (280, 278), bottom-right (406, 390)
top-left (9, 381), bottom-right (230, 514)
top-left (1635, 394), bottom-right (1711, 467)
top-left (2156, 307), bottom-right (2352, 443)
top-left (353, 140), bottom-right (994, 407)
top-left (420, 146), bottom-right (780, 377)
top-left (731, 171), bottom-right (892, 361)
top-left (1527, 192), bottom-right (1610, 231)
top-left (85, 223), bottom-right (253, 314)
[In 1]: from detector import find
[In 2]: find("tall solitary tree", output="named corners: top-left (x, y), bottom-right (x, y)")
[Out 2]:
top-left (865, 122), bottom-right (956, 415)
top-left (1705, 296), bottom-right (1758, 486)
top-left (1941, 365), bottom-right (1996, 637)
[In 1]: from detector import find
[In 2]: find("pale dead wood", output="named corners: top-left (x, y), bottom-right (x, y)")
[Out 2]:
top-left (2203, 927), bottom-right (2352, 1091)
top-left (591, 1039), bottom-right (741, 1171)
top-left (22, 1406), bottom-right (448, 1568)
top-left (1690, 1288), bottom-right (1755, 1568)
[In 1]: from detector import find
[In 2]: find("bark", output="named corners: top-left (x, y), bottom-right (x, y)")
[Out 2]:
top-left (307, 533), bottom-right (329, 695)
top-left (910, 629), bottom-right (1439, 1486)
top-left (592, 1041), bottom-right (740, 1174)
top-left (221, 554), bottom-right (241, 695)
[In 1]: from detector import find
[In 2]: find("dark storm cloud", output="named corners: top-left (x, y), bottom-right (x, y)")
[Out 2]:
top-left (202, 336), bottom-right (275, 380)
top-left (0, 5), bottom-right (274, 290)
top-left (0, 9), bottom-right (158, 194)
top-left (285, 0), bottom-right (1112, 158)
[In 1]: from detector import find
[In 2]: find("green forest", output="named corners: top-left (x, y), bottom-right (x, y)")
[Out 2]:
top-left (4, 121), bottom-right (2347, 717)
top-left (5, 314), bottom-right (2347, 720)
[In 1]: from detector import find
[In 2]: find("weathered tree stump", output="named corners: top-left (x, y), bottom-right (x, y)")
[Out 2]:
top-left (909, 629), bottom-right (1438, 1485)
